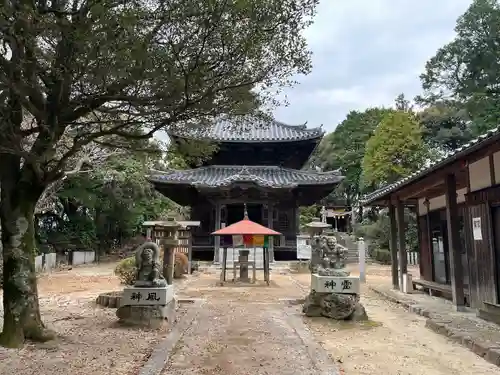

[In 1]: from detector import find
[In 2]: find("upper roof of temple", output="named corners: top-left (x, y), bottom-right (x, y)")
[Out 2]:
top-left (168, 115), bottom-right (324, 143)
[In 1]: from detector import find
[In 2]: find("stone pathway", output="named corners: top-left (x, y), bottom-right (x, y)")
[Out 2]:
top-left (162, 300), bottom-right (337, 375)
top-left (160, 272), bottom-right (339, 375)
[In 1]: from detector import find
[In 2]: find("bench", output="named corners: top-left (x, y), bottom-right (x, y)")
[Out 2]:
top-left (412, 279), bottom-right (469, 299)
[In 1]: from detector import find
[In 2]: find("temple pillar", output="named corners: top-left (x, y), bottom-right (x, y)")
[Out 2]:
top-left (445, 173), bottom-right (465, 310)
top-left (267, 203), bottom-right (275, 262)
top-left (214, 202), bottom-right (221, 263)
top-left (295, 205), bottom-right (300, 234)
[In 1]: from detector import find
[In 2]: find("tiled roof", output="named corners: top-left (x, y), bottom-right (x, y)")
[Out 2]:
top-left (168, 116), bottom-right (324, 142)
top-left (148, 165), bottom-right (343, 188)
top-left (361, 125), bottom-right (500, 205)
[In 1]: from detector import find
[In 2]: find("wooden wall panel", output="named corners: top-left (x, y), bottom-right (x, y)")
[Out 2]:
top-left (467, 203), bottom-right (496, 307)
top-left (418, 215), bottom-right (433, 281)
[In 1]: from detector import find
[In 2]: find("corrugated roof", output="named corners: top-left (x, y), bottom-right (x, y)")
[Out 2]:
top-left (168, 116), bottom-right (324, 142)
top-left (148, 165), bottom-right (343, 188)
top-left (361, 125), bottom-right (500, 205)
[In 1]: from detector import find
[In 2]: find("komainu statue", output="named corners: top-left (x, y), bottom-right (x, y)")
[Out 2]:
top-left (134, 242), bottom-right (167, 287)
top-left (302, 234), bottom-right (367, 321)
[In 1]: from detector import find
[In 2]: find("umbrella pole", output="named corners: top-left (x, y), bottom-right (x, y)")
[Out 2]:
top-left (223, 246), bottom-right (228, 282)
top-left (233, 247), bottom-right (236, 282)
top-left (267, 245), bottom-right (271, 285)
top-left (263, 245), bottom-right (267, 284)
top-left (253, 246), bottom-right (256, 283)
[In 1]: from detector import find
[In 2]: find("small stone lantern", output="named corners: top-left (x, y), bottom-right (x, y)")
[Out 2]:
top-left (305, 218), bottom-right (331, 237)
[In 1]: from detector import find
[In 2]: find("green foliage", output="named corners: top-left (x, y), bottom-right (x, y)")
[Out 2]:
top-left (372, 249), bottom-right (392, 265)
top-left (355, 208), bottom-right (418, 263)
top-left (114, 252), bottom-right (187, 284)
top-left (37, 149), bottom-right (182, 254)
top-left (354, 214), bottom-right (390, 255)
top-left (114, 257), bottom-right (136, 286)
top-left (314, 108), bottom-right (392, 203)
top-left (299, 205), bottom-right (318, 232)
top-left (362, 111), bottom-right (427, 187)
top-left (419, 0), bottom-right (500, 135)
top-left (418, 101), bottom-right (473, 152)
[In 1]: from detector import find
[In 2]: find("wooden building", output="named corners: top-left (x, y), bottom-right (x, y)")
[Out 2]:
top-left (362, 126), bottom-right (500, 315)
top-left (320, 198), bottom-right (352, 233)
top-left (149, 116), bottom-right (344, 262)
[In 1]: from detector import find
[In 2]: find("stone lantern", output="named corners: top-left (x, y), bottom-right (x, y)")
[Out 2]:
top-left (305, 218), bottom-right (331, 237)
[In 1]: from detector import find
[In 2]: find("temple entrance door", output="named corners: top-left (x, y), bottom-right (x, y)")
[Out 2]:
top-left (225, 204), bottom-right (263, 225)
top-left (226, 204), bottom-right (244, 225)
top-left (247, 204), bottom-right (263, 225)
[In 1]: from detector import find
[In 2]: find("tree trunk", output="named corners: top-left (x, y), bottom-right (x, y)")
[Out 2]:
top-left (0, 158), bottom-right (54, 348)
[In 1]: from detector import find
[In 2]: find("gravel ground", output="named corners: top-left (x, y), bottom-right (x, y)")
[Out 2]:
top-left (294, 265), bottom-right (500, 375)
top-left (0, 263), bottom-right (188, 375)
top-left (2, 263), bottom-right (500, 375)
top-left (162, 270), bottom-right (339, 375)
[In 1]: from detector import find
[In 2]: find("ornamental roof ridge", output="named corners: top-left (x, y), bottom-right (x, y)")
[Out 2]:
top-left (167, 116), bottom-right (324, 143)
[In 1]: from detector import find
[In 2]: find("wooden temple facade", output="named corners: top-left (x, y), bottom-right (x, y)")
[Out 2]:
top-left (362, 126), bottom-right (500, 316)
top-left (149, 116), bottom-right (344, 262)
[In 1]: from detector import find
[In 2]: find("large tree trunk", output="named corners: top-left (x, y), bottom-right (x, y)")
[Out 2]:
top-left (0, 156), bottom-right (54, 348)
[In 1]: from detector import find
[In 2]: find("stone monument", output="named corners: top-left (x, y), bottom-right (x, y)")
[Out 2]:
top-left (116, 242), bottom-right (176, 328)
top-left (303, 234), bottom-right (368, 321)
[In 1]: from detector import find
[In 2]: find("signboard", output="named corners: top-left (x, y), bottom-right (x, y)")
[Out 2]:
top-left (472, 217), bottom-right (483, 241)
top-left (311, 275), bottom-right (360, 294)
top-left (296, 236), bottom-right (311, 259)
top-left (122, 286), bottom-right (173, 306)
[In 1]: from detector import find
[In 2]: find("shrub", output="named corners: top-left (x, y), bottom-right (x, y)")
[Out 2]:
top-left (114, 251), bottom-right (189, 284)
top-left (114, 256), bottom-right (136, 285)
top-left (372, 248), bottom-right (392, 265)
top-left (174, 252), bottom-right (189, 278)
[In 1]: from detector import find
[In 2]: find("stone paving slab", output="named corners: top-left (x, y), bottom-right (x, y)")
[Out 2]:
top-left (370, 285), bottom-right (500, 367)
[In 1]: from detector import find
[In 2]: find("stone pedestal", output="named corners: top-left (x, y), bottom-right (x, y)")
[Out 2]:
top-left (311, 274), bottom-right (360, 294)
top-left (238, 250), bottom-right (250, 282)
top-left (303, 274), bottom-right (367, 321)
top-left (116, 285), bottom-right (176, 328)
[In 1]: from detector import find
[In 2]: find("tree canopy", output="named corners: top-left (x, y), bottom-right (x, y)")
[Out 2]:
top-left (0, 0), bottom-right (319, 347)
top-left (314, 108), bottom-right (392, 204)
top-left (419, 0), bottom-right (500, 135)
top-left (362, 110), bottom-right (427, 187)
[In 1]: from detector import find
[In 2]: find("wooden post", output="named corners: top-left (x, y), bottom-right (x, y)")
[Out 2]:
top-left (445, 173), bottom-right (466, 310)
top-left (187, 231), bottom-right (193, 275)
top-left (214, 202), bottom-right (221, 263)
top-left (389, 203), bottom-right (399, 290)
top-left (396, 200), bottom-right (407, 290)
top-left (263, 246), bottom-right (268, 284)
top-left (267, 247), bottom-right (271, 285)
top-left (267, 203), bottom-right (274, 262)
top-left (252, 247), bottom-right (257, 283)
top-left (220, 246), bottom-right (228, 283)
